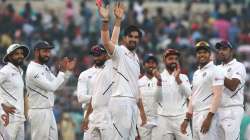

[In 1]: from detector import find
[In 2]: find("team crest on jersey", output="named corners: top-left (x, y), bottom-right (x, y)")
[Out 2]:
top-left (202, 72), bottom-right (207, 77)
top-left (227, 68), bottom-right (232, 72)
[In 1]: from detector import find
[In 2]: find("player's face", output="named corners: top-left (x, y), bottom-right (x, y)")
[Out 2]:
top-left (164, 54), bottom-right (179, 71)
top-left (93, 54), bottom-right (107, 67)
top-left (196, 49), bottom-right (210, 66)
top-left (124, 31), bottom-right (140, 51)
top-left (36, 48), bottom-right (51, 64)
top-left (144, 59), bottom-right (157, 75)
top-left (8, 48), bottom-right (25, 66)
top-left (217, 47), bottom-right (232, 62)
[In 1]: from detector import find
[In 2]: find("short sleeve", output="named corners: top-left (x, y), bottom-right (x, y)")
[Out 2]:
top-left (111, 45), bottom-right (124, 61)
top-left (212, 67), bottom-right (224, 86)
top-left (231, 64), bottom-right (246, 84)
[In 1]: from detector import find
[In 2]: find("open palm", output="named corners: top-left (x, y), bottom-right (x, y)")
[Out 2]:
top-left (98, 6), bottom-right (110, 20)
top-left (114, 3), bottom-right (125, 19)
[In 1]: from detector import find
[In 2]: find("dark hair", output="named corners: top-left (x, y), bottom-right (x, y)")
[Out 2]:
top-left (124, 25), bottom-right (142, 38)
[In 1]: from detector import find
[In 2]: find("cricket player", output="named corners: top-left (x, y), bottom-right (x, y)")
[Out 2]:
top-left (215, 40), bottom-right (247, 140)
top-left (153, 49), bottom-right (192, 140)
top-left (26, 41), bottom-right (75, 140)
top-left (77, 46), bottom-right (106, 110)
top-left (0, 43), bottom-right (29, 140)
top-left (98, 2), bottom-right (147, 140)
top-left (181, 41), bottom-right (224, 140)
top-left (81, 44), bottom-right (113, 140)
top-left (137, 53), bottom-right (160, 140)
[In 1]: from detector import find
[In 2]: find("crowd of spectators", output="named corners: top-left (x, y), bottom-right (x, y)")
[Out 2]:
top-left (0, 0), bottom-right (250, 139)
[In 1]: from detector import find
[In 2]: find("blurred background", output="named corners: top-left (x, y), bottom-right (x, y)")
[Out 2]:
top-left (0, 0), bottom-right (250, 140)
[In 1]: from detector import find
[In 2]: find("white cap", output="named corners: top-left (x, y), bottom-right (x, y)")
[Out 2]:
top-left (3, 43), bottom-right (29, 63)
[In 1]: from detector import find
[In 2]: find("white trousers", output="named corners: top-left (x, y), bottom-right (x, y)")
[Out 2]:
top-left (84, 108), bottom-right (113, 140)
top-left (218, 106), bottom-right (244, 140)
top-left (192, 110), bottom-right (219, 140)
top-left (6, 121), bottom-right (24, 140)
top-left (138, 125), bottom-right (157, 140)
top-left (28, 109), bottom-right (58, 140)
top-left (0, 123), bottom-right (10, 140)
top-left (109, 97), bottom-right (138, 140)
top-left (152, 115), bottom-right (192, 140)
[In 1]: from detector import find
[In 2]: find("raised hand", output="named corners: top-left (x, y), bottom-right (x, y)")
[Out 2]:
top-left (97, 1), bottom-right (110, 21)
top-left (114, 2), bottom-right (125, 20)
top-left (173, 63), bottom-right (182, 84)
top-left (152, 69), bottom-right (161, 79)
top-left (66, 58), bottom-right (77, 71)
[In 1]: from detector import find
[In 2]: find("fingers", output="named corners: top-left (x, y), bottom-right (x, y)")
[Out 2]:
top-left (180, 122), bottom-right (187, 134)
top-left (200, 124), bottom-right (209, 134)
top-left (96, 0), bottom-right (102, 8)
top-left (1, 114), bottom-right (9, 126)
top-left (9, 107), bottom-right (16, 114)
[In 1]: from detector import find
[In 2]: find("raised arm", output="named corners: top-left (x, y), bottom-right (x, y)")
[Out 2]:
top-left (98, 2), bottom-right (124, 54)
top-left (111, 3), bottom-right (125, 44)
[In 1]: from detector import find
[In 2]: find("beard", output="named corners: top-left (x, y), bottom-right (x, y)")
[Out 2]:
top-left (166, 63), bottom-right (177, 71)
top-left (38, 56), bottom-right (49, 64)
top-left (95, 60), bottom-right (105, 67)
top-left (145, 67), bottom-right (154, 75)
top-left (9, 58), bottom-right (23, 66)
top-left (126, 41), bottom-right (137, 51)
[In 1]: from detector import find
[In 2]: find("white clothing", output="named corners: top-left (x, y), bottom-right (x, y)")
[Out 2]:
top-left (191, 61), bottom-right (224, 112)
top-left (26, 61), bottom-right (69, 109)
top-left (0, 63), bottom-right (25, 121)
top-left (109, 97), bottom-right (138, 140)
top-left (192, 110), bottom-right (219, 140)
top-left (217, 59), bottom-right (246, 140)
top-left (108, 45), bottom-right (140, 140)
top-left (158, 70), bottom-right (192, 116)
top-left (191, 61), bottom-right (224, 140)
top-left (0, 63), bottom-right (26, 139)
top-left (154, 70), bottom-right (192, 140)
top-left (153, 115), bottom-right (192, 140)
top-left (110, 45), bottom-right (140, 99)
top-left (137, 75), bottom-right (159, 140)
top-left (5, 121), bottom-right (24, 140)
top-left (218, 106), bottom-right (243, 140)
top-left (84, 60), bottom-right (113, 140)
top-left (77, 66), bottom-right (99, 109)
top-left (218, 59), bottom-right (246, 107)
top-left (28, 109), bottom-right (57, 140)
top-left (26, 61), bottom-right (69, 140)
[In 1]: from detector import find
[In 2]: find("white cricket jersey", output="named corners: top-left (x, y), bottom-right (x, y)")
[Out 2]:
top-left (218, 59), bottom-right (246, 107)
top-left (158, 69), bottom-right (192, 116)
top-left (26, 61), bottom-right (69, 109)
top-left (77, 66), bottom-right (99, 108)
top-left (138, 75), bottom-right (158, 120)
top-left (110, 45), bottom-right (140, 99)
top-left (191, 61), bottom-right (224, 112)
top-left (0, 63), bottom-right (25, 121)
top-left (91, 60), bottom-right (113, 109)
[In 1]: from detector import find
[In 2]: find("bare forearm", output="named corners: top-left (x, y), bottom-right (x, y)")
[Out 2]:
top-left (101, 21), bottom-right (110, 45)
top-left (84, 100), bottom-right (93, 119)
top-left (101, 21), bottom-right (115, 54)
top-left (209, 86), bottom-right (223, 113)
top-left (111, 19), bottom-right (122, 44)
top-left (137, 98), bottom-right (146, 117)
top-left (187, 97), bottom-right (193, 113)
